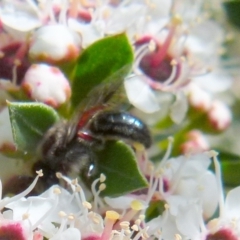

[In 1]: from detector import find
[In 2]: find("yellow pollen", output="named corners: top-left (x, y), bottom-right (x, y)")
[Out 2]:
top-left (56, 172), bottom-right (62, 178)
top-left (131, 224), bottom-right (139, 231)
top-left (208, 150), bottom-right (219, 158)
top-left (207, 218), bottom-right (219, 231)
top-left (93, 216), bottom-right (100, 224)
top-left (148, 40), bottom-right (156, 52)
top-left (82, 201), bottom-right (92, 209)
top-left (142, 230), bottom-right (150, 239)
top-left (130, 200), bottom-right (144, 211)
top-left (72, 178), bottom-right (78, 185)
top-left (68, 215), bottom-right (75, 221)
top-left (22, 213), bottom-right (29, 220)
top-left (133, 142), bottom-right (145, 151)
top-left (13, 59), bottom-right (21, 66)
top-left (164, 203), bottom-right (170, 210)
top-left (171, 15), bottom-right (182, 26)
top-left (171, 59), bottom-right (178, 66)
top-left (53, 187), bottom-right (61, 194)
top-left (135, 219), bottom-right (141, 225)
top-left (59, 211), bottom-right (67, 217)
top-left (105, 210), bottom-right (120, 220)
top-left (99, 183), bottom-right (106, 191)
top-left (100, 173), bottom-right (106, 182)
top-left (120, 221), bottom-right (130, 230)
top-left (36, 169), bottom-right (43, 177)
top-left (175, 233), bottom-right (182, 240)
top-left (125, 229), bottom-right (131, 235)
top-left (147, 162), bottom-right (154, 172)
top-left (180, 56), bottom-right (186, 62)
top-left (75, 185), bottom-right (81, 192)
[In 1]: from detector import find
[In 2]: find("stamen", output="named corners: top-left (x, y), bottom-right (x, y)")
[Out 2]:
top-left (22, 213), bottom-right (30, 220)
top-left (150, 16), bottom-right (181, 67)
top-left (100, 173), bottom-right (106, 182)
top-left (58, 0), bottom-right (68, 25)
top-left (134, 42), bottom-right (156, 73)
top-left (175, 233), bottom-right (182, 240)
top-left (82, 201), bottom-right (92, 210)
top-left (209, 150), bottom-right (224, 217)
top-left (157, 137), bottom-right (174, 171)
top-left (68, 214), bottom-right (75, 228)
top-left (100, 211), bottom-right (120, 240)
top-left (91, 175), bottom-right (106, 211)
top-left (0, 170), bottom-right (43, 210)
top-left (146, 174), bottom-right (159, 203)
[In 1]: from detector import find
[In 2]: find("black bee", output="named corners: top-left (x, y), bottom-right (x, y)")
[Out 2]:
top-left (32, 78), bottom-right (152, 190)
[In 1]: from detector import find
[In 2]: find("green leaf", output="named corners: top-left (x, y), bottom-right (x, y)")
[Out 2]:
top-left (219, 151), bottom-right (240, 187)
top-left (222, 160), bottom-right (240, 187)
top-left (145, 200), bottom-right (165, 222)
top-left (71, 33), bottom-right (134, 108)
top-left (96, 141), bottom-right (148, 197)
top-left (224, 1), bottom-right (240, 28)
top-left (8, 102), bottom-right (59, 152)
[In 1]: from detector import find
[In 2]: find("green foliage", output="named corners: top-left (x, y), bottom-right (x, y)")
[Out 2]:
top-left (96, 141), bottom-right (148, 196)
top-left (70, 33), bottom-right (134, 109)
top-left (7, 102), bottom-right (59, 152)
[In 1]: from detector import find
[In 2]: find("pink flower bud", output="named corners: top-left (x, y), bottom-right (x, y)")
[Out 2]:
top-left (29, 25), bottom-right (81, 63)
top-left (208, 100), bottom-right (232, 131)
top-left (22, 64), bottom-right (71, 108)
top-left (188, 84), bottom-right (212, 112)
top-left (180, 130), bottom-right (209, 154)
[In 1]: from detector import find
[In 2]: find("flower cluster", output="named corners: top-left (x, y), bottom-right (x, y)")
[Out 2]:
top-left (1, 150), bottom-right (240, 240)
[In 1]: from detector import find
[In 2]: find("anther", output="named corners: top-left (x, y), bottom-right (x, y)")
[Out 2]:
top-left (59, 211), bottom-right (67, 218)
top-left (22, 213), bottom-right (30, 220)
top-left (100, 174), bottom-right (106, 182)
top-left (82, 201), bottom-right (92, 209)
top-left (131, 200), bottom-right (144, 211)
top-left (53, 187), bottom-right (61, 195)
top-left (36, 169), bottom-right (43, 177)
top-left (56, 172), bottom-right (63, 178)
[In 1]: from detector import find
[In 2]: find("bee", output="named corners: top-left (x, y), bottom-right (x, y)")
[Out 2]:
top-left (32, 75), bottom-right (152, 191)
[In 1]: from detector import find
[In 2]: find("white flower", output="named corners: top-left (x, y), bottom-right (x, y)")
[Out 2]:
top-left (22, 63), bottom-right (71, 108)
top-left (0, 0), bottom-right (41, 40)
top-left (141, 148), bottom-right (219, 219)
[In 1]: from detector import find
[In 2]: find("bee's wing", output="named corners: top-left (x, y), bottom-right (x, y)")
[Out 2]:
top-left (72, 64), bottom-right (132, 129)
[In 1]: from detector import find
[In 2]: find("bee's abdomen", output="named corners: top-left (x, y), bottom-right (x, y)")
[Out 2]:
top-left (89, 111), bottom-right (152, 148)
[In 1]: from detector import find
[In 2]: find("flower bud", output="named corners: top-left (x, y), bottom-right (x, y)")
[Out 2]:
top-left (207, 100), bottom-right (232, 131)
top-left (180, 130), bottom-right (209, 154)
top-left (22, 64), bottom-right (71, 108)
top-left (188, 84), bottom-right (212, 112)
top-left (29, 24), bottom-right (81, 63)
